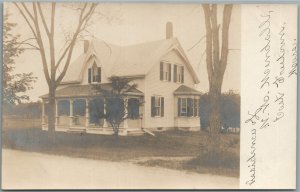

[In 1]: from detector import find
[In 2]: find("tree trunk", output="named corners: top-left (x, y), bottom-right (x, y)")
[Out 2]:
top-left (208, 79), bottom-right (222, 150)
top-left (47, 86), bottom-right (56, 142)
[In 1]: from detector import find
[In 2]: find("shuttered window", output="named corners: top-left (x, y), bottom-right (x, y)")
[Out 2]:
top-left (193, 99), bottom-right (200, 117)
top-left (179, 98), bottom-right (187, 116)
top-left (88, 68), bottom-right (91, 83)
top-left (88, 62), bottom-right (101, 83)
top-left (174, 65), bottom-right (177, 82)
top-left (160, 61), bottom-right (171, 81)
top-left (181, 66), bottom-right (184, 83)
top-left (187, 98), bottom-right (193, 117)
top-left (178, 98), bottom-right (199, 117)
top-left (174, 65), bottom-right (184, 83)
top-left (151, 96), bottom-right (164, 117)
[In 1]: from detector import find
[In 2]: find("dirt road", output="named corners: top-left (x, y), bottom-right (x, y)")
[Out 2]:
top-left (2, 149), bottom-right (239, 189)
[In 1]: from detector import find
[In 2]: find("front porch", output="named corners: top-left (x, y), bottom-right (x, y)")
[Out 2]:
top-left (41, 84), bottom-right (144, 136)
top-left (41, 97), bottom-right (144, 136)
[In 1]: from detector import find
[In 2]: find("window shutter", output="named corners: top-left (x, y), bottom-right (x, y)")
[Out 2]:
top-left (181, 66), bottom-right (184, 83)
top-left (97, 67), bottom-right (101, 82)
top-left (151, 96), bottom-right (155, 117)
top-left (168, 64), bottom-right (171, 81)
top-left (174, 65), bottom-right (177, 82)
top-left (160, 62), bottom-right (163, 80)
top-left (178, 98), bottom-right (181, 117)
top-left (187, 98), bottom-right (193, 117)
top-left (198, 99), bottom-right (201, 117)
top-left (88, 68), bottom-right (91, 83)
top-left (161, 97), bottom-right (164, 117)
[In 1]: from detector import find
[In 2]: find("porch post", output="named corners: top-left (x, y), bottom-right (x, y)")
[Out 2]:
top-left (123, 97), bottom-right (128, 128)
top-left (85, 98), bottom-right (89, 127)
top-left (69, 99), bottom-right (73, 126)
top-left (42, 100), bottom-right (45, 125)
top-left (103, 98), bottom-right (108, 127)
top-left (55, 100), bottom-right (58, 125)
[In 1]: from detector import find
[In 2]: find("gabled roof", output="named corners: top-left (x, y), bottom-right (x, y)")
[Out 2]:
top-left (62, 38), bottom-right (200, 84)
top-left (173, 85), bottom-right (202, 96)
top-left (40, 84), bottom-right (143, 99)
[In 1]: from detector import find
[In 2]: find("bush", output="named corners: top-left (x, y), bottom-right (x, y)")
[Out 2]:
top-left (200, 91), bottom-right (240, 131)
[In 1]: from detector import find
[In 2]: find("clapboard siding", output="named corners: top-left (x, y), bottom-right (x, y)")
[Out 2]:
top-left (144, 50), bottom-right (196, 129)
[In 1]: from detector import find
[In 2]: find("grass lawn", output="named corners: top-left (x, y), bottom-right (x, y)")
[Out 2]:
top-left (2, 127), bottom-right (240, 177)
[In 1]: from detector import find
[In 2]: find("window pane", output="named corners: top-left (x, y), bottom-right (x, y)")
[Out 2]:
top-left (155, 107), bottom-right (160, 116)
top-left (89, 98), bottom-right (104, 124)
top-left (74, 99), bottom-right (85, 116)
top-left (58, 100), bottom-right (70, 116)
top-left (128, 98), bottom-right (139, 119)
top-left (155, 97), bottom-right (160, 107)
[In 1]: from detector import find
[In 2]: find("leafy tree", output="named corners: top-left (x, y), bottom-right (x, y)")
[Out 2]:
top-left (93, 76), bottom-right (142, 136)
top-left (3, 11), bottom-right (36, 105)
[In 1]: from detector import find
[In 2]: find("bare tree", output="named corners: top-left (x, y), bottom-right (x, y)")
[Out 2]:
top-left (202, 4), bottom-right (233, 147)
top-left (14, 2), bottom-right (97, 134)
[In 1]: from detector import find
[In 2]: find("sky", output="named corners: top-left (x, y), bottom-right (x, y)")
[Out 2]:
top-left (5, 3), bottom-right (240, 102)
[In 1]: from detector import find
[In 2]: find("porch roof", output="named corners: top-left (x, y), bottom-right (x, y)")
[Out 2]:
top-left (40, 84), bottom-right (144, 99)
top-left (173, 85), bottom-right (202, 96)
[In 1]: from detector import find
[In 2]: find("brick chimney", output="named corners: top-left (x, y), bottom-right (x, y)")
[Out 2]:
top-left (166, 22), bottom-right (173, 39)
top-left (84, 40), bottom-right (89, 53)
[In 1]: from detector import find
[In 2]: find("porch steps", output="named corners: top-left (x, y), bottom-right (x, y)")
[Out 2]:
top-left (127, 129), bottom-right (145, 136)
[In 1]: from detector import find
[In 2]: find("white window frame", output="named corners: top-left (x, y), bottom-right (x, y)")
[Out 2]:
top-left (180, 98), bottom-right (188, 115)
top-left (154, 96), bottom-right (162, 117)
top-left (162, 62), bottom-right (169, 81)
top-left (175, 64), bottom-right (183, 83)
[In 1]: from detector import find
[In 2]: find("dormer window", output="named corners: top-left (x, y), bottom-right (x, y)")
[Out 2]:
top-left (88, 62), bottom-right (101, 83)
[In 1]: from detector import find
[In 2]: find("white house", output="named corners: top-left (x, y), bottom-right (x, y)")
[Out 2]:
top-left (40, 22), bottom-right (202, 136)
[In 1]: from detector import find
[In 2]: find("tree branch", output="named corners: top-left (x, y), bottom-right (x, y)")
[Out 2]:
top-left (202, 4), bottom-right (213, 84)
top-left (13, 3), bottom-right (38, 39)
top-left (37, 2), bottom-right (51, 37)
top-left (32, 2), bottom-right (51, 86)
top-left (211, 5), bottom-right (220, 72)
top-left (220, 4), bottom-right (233, 75)
top-left (21, 3), bottom-right (35, 22)
top-left (55, 3), bottom-right (97, 86)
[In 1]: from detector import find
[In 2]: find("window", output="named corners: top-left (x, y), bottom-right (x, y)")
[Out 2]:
top-left (57, 100), bottom-right (70, 116)
top-left (174, 65), bottom-right (184, 83)
top-left (151, 96), bottom-right (164, 117)
top-left (89, 98), bottom-right (104, 124)
top-left (88, 62), bottom-right (101, 83)
top-left (181, 98), bottom-right (187, 115)
top-left (128, 98), bottom-right (140, 119)
top-left (178, 98), bottom-right (199, 117)
top-left (73, 99), bottom-right (86, 116)
top-left (193, 99), bottom-right (200, 117)
top-left (160, 62), bottom-right (171, 81)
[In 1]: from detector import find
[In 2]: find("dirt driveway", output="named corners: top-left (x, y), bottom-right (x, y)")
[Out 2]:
top-left (2, 149), bottom-right (239, 189)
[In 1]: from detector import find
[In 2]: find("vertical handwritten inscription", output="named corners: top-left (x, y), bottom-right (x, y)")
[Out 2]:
top-left (243, 6), bottom-right (297, 187)
top-left (241, 5), bottom-right (297, 189)
top-left (244, 11), bottom-right (273, 186)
